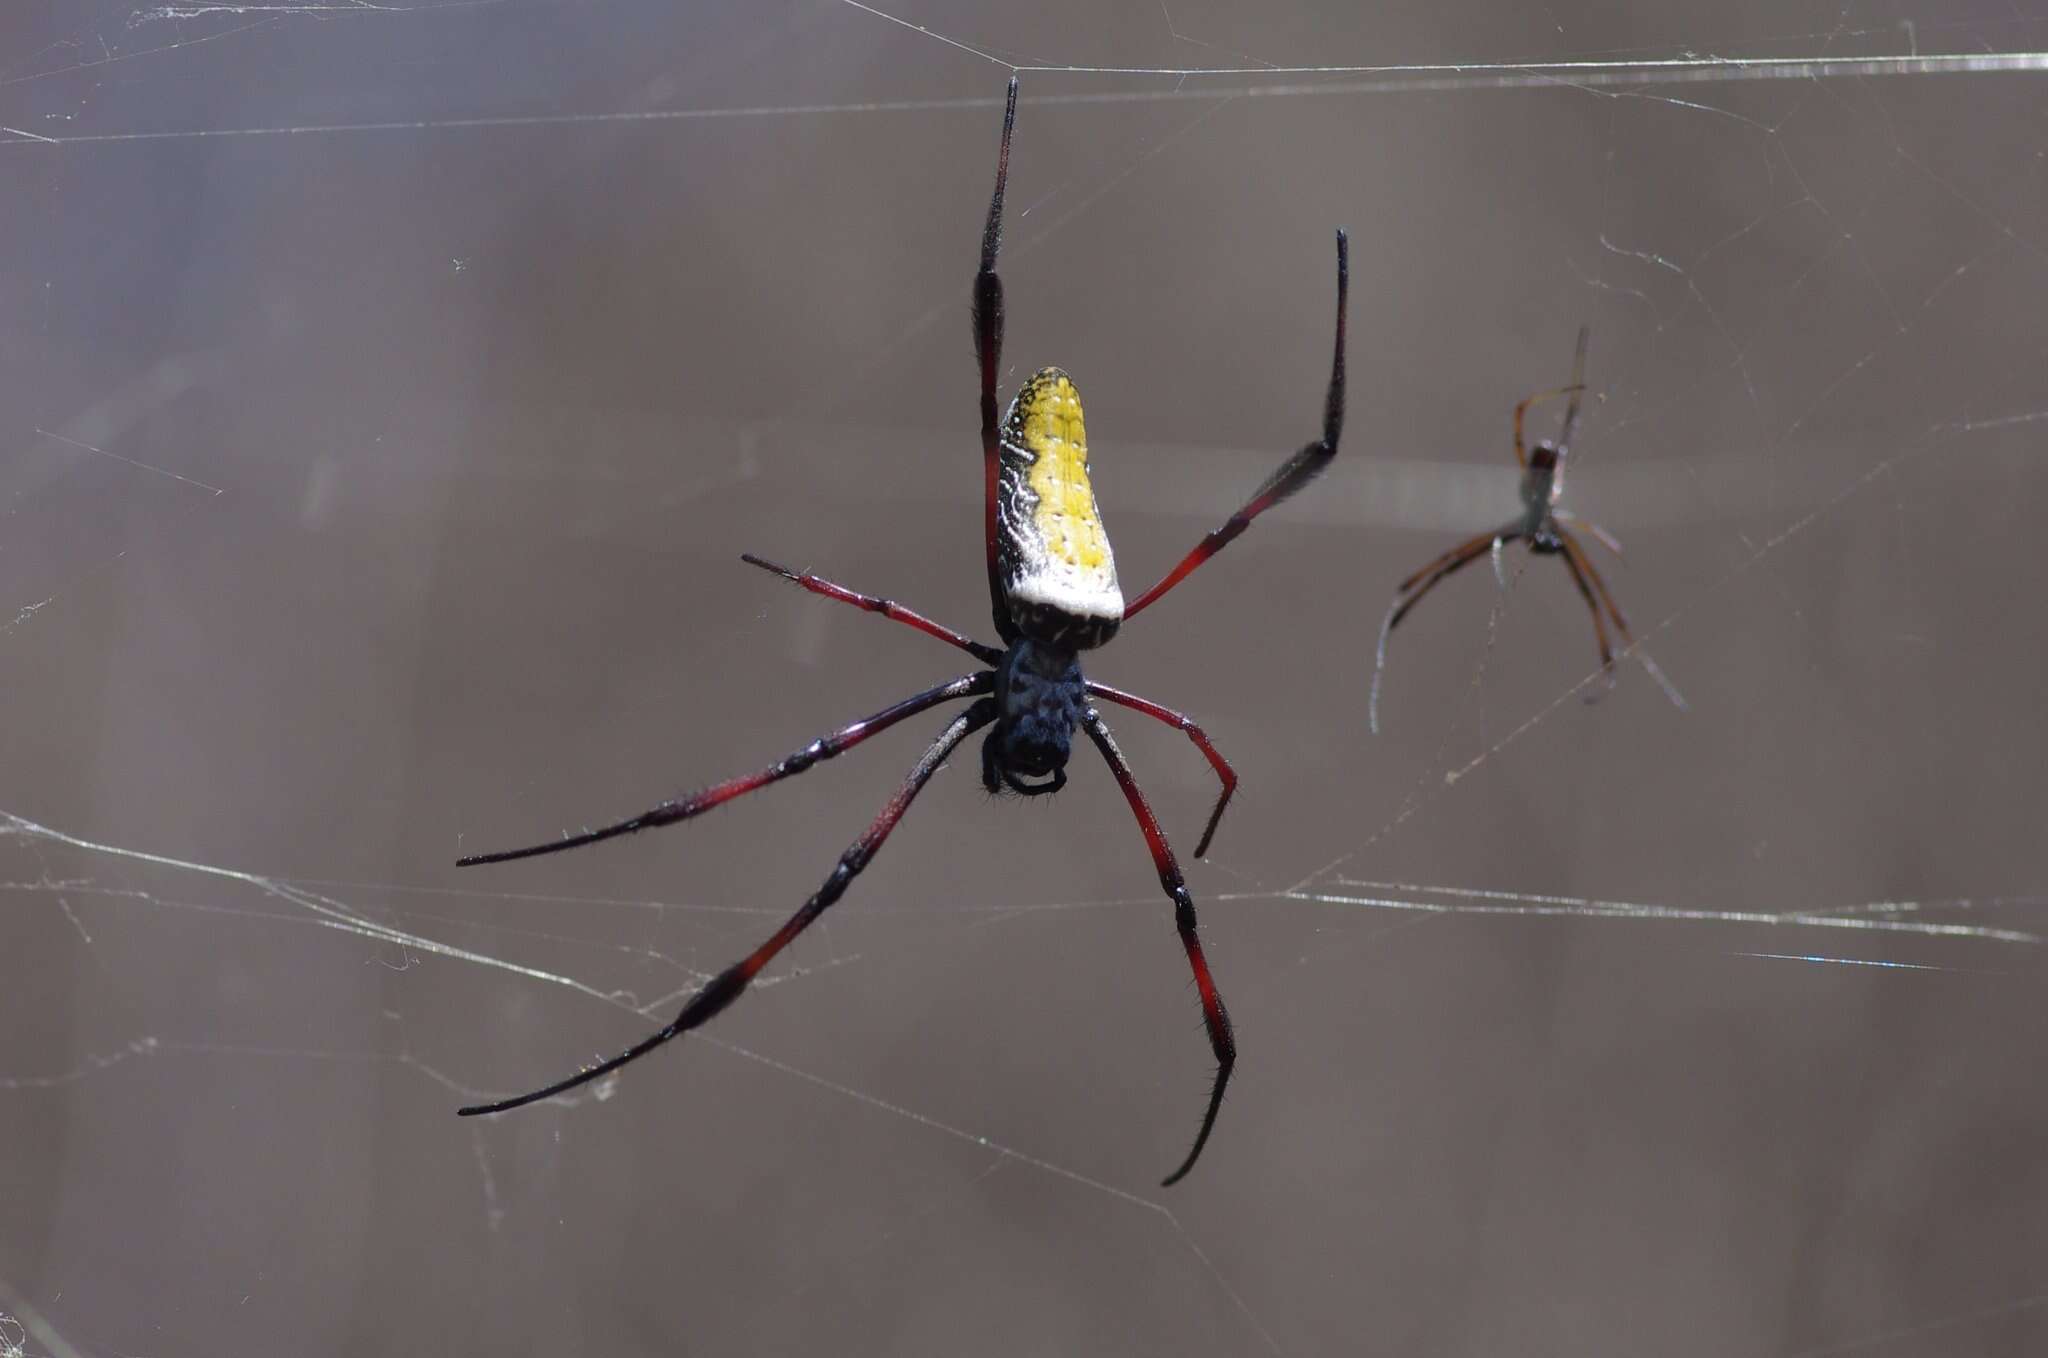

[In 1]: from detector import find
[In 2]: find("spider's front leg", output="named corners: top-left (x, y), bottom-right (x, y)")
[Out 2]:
top-left (1082, 709), bottom-right (1235, 1187)
top-left (1121, 229), bottom-right (1349, 621)
top-left (974, 77), bottom-right (1020, 644)
top-left (1558, 526), bottom-right (1630, 690)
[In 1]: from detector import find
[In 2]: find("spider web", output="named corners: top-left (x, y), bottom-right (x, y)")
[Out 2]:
top-left (4, 2), bottom-right (2046, 1354)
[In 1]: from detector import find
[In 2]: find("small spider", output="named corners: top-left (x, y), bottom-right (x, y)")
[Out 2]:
top-left (1370, 327), bottom-right (1679, 731)
top-left (456, 78), bottom-right (1350, 1187)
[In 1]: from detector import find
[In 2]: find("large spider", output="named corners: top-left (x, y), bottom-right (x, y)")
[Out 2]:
top-left (1369, 327), bottom-right (1677, 731)
top-left (456, 78), bottom-right (1350, 1187)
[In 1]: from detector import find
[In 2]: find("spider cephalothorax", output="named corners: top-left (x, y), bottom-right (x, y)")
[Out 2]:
top-left (1523, 439), bottom-right (1563, 502)
top-left (985, 637), bottom-right (1086, 797)
top-left (1521, 442), bottom-right (1574, 556)
top-left (456, 77), bottom-right (1349, 1187)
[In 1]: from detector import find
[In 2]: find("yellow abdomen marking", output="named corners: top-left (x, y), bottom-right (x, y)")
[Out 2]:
top-left (1015, 373), bottom-right (1112, 572)
top-left (997, 368), bottom-right (1124, 648)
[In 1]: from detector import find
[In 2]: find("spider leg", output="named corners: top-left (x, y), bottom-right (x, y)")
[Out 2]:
top-left (1370, 527), bottom-right (1517, 734)
top-left (1556, 510), bottom-right (1624, 559)
top-left (1512, 329), bottom-right (1591, 466)
top-left (456, 672), bottom-right (994, 867)
top-left (1560, 526), bottom-right (1631, 640)
top-left (1512, 383), bottom-right (1586, 468)
top-left (1081, 709), bottom-right (1235, 1187)
top-left (1121, 229), bottom-right (1349, 622)
top-left (459, 697), bottom-right (999, 1117)
top-left (1085, 680), bottom-right (1238, 859)
top-left (1389, 527), bottom-right (1514, 628)
top-left (1556, 528), bottom-right (1619, 687)
top-left (742, 554), bottom-right (1002, 664)
top-left (974, 77), bottom-right (1020, 643)
top-left (1561, 527), bottom-right (1688, 712)
top-left (1557, 324), bottom-right (1591, 455)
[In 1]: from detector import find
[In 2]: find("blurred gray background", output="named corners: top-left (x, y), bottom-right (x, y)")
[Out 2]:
top-left (2, 2), bottom-right (2044, 1354)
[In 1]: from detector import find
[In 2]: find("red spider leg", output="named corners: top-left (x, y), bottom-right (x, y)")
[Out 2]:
top-left (1085, 680), bottom-right (1238, 859)
top-left (973, 77), bottom-right (1019, 642)
top-left (1556, 528), bottom-right (1619, 682)
top-left (1122, 229), bottom-right (1349, 622)
top-left (1081, 709), bottom-right (1235, 1187)
top-left (456, 672), bottom-right (993, 868)
top-left (741, 554), bottom-right (1002, 665)
top-left (459, 698), bottom-right (998, 1117)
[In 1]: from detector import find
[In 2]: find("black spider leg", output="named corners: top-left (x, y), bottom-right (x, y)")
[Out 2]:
top-left (459, 697), bottom-right (999, 1117)
top-left (1369, 525), bottom-right (1521, 734)
top-left (456, 673), bottom-right (993, 867)
top-left (1122, 228), bottom-right (1350, 621)
top-left (974, 76), bottom-right (1020, 643)
top-left (1082, 709), bottom-right (1235, 1187)
top-left (1085, 680), bottom-right (1237, 859)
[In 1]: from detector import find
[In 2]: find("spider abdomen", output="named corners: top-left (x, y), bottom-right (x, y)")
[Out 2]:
top-left (997, 367), bottom-right (1124, 650)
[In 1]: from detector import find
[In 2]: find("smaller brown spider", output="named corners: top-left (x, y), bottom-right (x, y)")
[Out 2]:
top-left (1371, 327), bottom-right (1682, 731)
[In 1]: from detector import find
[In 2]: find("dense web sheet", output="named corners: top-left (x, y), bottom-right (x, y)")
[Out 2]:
top-left (4, 2), bottom-right (2047, 1354)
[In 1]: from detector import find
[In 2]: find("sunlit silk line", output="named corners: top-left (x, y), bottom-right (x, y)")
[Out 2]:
top-left (699, 1035), bottom-right (1285, 1352)
top-left (1334, 877), bottom-right (2048, 918)
top-left (1010, 50), bottom-right (2048, 88)
top-left (0, 811), bottom-right (616, 1003)
top-left (1731, 951), bottom-right (1981, 972)
top-left (1292, 879), bottom-right (2042, 944)
top-left (832, 0), bottom-right (2048, 84)
top-left (1941, 406), bottom-right (2048, 433)
top-left (4, 52), bottom-right (2046, 148)
top-left (0, 1036), bottom-right (161, 1090)
top-left (36, 427), bottom-right (226, 495)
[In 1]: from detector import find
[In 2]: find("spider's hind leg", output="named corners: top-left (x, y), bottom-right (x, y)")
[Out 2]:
top-left (458, 696), bottom-right (999, 1117)
top-left (1081, 709), bottom-right (1236, 1187)
top-left (1556, 529), bottom-right (1619, 696)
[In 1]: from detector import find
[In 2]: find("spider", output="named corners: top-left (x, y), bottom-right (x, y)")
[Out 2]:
top-left (1369, 326), bottom-right (1678, 731)
top-left (455, 77), bottom-right (1350, 1187)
